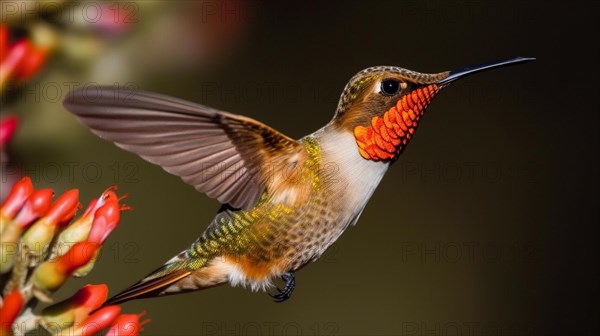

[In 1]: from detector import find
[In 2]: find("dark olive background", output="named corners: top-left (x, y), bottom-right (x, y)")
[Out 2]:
top-left (8, 1), bottom-right (598, 335)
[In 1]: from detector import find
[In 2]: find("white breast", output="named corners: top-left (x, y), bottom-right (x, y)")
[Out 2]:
top-left (315, 126), bottom-right (389, 227)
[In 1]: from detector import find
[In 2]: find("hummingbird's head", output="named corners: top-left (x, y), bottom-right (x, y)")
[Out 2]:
top-left (333, 57), bottom-right (535, 161)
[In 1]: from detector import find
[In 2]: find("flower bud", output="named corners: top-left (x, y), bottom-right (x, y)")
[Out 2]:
top-left (75, 197), bottom-right (126, 276)
top-left (88, 201), bottom-right (120, 245)
top-left (13, 189), bottom-right (54, 229)
top-left (58, 202), bottom-right (81, 227)
top-left (61, 306), bottom-right (121, 336)
top-left (32, 242), bottom-right (98, 293)
top-left (106, 311), bottom-right (149, 336)
top-left (54, 187), bottom-right (119, 257)
top-left (1, 189), bottom-right (53, 273)
top-left (22, 189), bottom-right (79, 259)
top-left (0, 177), bottom-right (34, 222)
top-left (0, 290), bottom-right (23, 334)
top-left (0, 39), bottom-right (28, 91)
top-left (45, 189), bottom-right (80, 225)
top-left (14, 44), bottom-right (47, 83)
top-left (72, 247), bottom-right (100, 278)
top-left (0, 24), bottom-right (8, 61)
top-left (41, 284), bottom-right (108, 328)
top-left (0, 115), bottom-right (18, 148)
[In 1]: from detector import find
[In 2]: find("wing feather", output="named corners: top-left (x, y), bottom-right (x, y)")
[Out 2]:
top-left (64, 86), bottom-right (302, 209)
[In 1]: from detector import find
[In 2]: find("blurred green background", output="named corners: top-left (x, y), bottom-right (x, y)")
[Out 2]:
top-left (3, 0), bottom-right (598, 335)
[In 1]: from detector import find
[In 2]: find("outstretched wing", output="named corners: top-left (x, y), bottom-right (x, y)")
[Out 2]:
top-left (64, 86), bottom-right (302, 209)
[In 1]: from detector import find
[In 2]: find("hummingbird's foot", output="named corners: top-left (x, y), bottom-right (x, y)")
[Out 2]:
top-left (269, 272), bottom-right (295, 303)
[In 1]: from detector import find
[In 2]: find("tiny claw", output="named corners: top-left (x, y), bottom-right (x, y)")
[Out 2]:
top-left (268, 272), bottom-right (295, 303)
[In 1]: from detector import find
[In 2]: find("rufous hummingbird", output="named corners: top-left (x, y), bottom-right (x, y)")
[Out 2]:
top-left (63, 57), bottom-right (534, 305)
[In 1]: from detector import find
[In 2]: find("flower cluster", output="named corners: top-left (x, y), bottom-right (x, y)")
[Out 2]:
top-left (1, 4), bottom-right (149, 334)
top-left (0, 116), bottom-right (18, 150)
top-left (0, 23), bottom-right (48, 95)
top-left (0, 177), bottom-right (149, 336)
top-left (1, 21), bottom-right (48, 200)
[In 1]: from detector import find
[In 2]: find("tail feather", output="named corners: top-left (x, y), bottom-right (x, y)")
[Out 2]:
top-left (104, 266), bottom-right (191, 306)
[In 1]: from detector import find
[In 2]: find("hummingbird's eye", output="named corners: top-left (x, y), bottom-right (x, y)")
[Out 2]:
top-left (380, 79), bottom-right (401, 96)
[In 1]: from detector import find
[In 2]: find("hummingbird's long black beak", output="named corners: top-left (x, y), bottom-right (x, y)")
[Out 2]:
top-left (437, 56), bottom-right (535, 85)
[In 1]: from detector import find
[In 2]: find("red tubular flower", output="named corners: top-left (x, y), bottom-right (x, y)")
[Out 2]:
top-left (0, 23), bottom-right (47, 87)
top-left (57, 242), bottom-right (98, 274)
top-left (1, 188), bottom-right (54, 273)
top-left (0, 24), bottom-right (8, 61)
top-left (87, 201), bottom-right (121, 244)
top-left (73, 189), bottom-right (128, 276)
top-left (22, 189), bottom-right (79, 257)
top-left (67, 284), bottom-right (108, 311)
top-left (45, 189), bottom-right (80, 224)
top-left (14, 44), bottom-right (47, 83)
top-left (41, 284), bottom-right (108, 327)
top-left (81, 198), bottom-right (99, 217)
top-left (0, 176), bottom-right (33, 220)
top-left (106, 311), bottom-right (150, 336)
top-left (32, 242), bottom-right (98, 292)
top-left (0, 39), bottom-right (29, 87)
top-left (58, 202), bottom-right (82, 227)
top-left (0, 115), bottom-right (18, 148)
top-left (68, 306), bottom-right (121, 336)
top-left (13, 188), bottom-right (54, 229)
top-left (54, 187), bottom-right (121, 257)
top-left (82, 187), bottom-right (119, 219)
top-left (0, 290), bottom-right (23, 334)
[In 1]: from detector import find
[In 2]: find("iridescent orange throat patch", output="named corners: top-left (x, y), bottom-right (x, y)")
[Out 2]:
top-left (354, 84), bottom-right (440, 161)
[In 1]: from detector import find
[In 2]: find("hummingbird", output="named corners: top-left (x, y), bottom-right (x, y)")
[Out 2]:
top-left (63, 57), bottom-right (534, 305)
